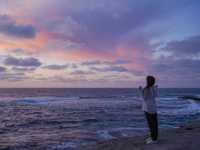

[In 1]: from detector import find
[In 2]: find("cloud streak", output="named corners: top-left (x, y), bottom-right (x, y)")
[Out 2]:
top-left (91, 66), bottom-right (128, 72)
top-left (0, 15), bottom-right (36, 38)
top-left (4, 56), bottom-right (42, 67)
top-left (159, 35), bottom-right (200, 57)
top-left (0, 66), bottom-right (6, 72)
top-left (43, 64), bottom-right (68, 70)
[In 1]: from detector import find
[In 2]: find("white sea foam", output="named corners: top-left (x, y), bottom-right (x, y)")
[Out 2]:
top-left (97, 130), bottom-right (115, 140)
top-left (15, 96), bottom-right (79, 105)
top-left (187, 100), bottom-right (200, 112)
top-left (48, 142), bottom-right (78, 150)
top-left (158, 100), bottom-right (200, 115)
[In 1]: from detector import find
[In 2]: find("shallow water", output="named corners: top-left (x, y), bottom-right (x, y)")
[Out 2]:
top-left (0, 88), bottom-right (200, 149)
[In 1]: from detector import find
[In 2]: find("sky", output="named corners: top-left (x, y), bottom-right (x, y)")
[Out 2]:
top-left (0, 0), bottom-right (200, 88)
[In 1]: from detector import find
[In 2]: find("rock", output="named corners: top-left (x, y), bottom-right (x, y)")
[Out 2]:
top-left (179, 96), bottom-right (200, 101)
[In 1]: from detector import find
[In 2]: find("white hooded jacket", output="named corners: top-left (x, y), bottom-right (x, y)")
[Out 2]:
top-left (139, 85), bottom-right (158, 113)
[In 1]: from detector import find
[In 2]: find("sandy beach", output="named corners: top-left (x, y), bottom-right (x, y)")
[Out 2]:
top-left (0, 120), bottom-right (199, 150)
top-left (77, 121), bottom-right (200, 150)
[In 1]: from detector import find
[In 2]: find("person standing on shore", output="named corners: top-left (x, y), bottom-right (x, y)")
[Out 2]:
top-left (139, 75), bottom-right (158, 144)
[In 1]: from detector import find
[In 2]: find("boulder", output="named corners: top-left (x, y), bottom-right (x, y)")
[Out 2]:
top-left (179, 96), bottom-right (200, 101)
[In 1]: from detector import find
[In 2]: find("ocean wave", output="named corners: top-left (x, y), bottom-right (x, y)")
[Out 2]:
top-left (79, 96), bottom-right (115, 99)
top-left (178, 95), bottom-right (200, 101)
top-left (97, 130), bottom-right (115, 140)
top-left (159, 97), bottom-right (177, 100)
top-left (158, 100), bottom-right (200, 115)
top-left (79, 95), bottom-right (132, 99)
top-left (48, 141), bottom-right (78, 150)
top-left (82, 118), bottom-right (99, 123)
top-left (15, 96), bottom-right (80, 105)
top-left (14, 95), bottom-right (135, 105)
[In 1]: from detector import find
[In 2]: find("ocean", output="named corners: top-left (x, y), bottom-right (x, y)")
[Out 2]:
top-left (0, 88), bottom-right (200, 149)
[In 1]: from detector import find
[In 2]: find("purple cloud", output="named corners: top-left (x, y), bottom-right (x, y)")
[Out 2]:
top-left (70, 70), bottom-right (94, 75)
top-left (0, 72), bottom-right (28, 81)
top-left (39, 0), bottom-right (195, 52)
top-left (12, 67), bottom-right (36, 72)
top-left (152, 58), bottom-right (200, 78)
top-left (4, 56), bottom-right (42, 67)
top-left (43, 64), bottom-right (68, 70)
top-left (81, 59), bottom-right (131, 66)
top-left (160, 35), bottom-right (200, 57)
top-left (0, 14), bottom-right (36, 38)
top-left (145, 57), bottom-right (200, 87)
top-left (81, 60), bottom-right (101, 66)
top-left (0, 66), bottom-right (6, 72)
top-left (91, 66), bottom-right (128, 72)
top-left (71, 63), bottom-right (78, 69)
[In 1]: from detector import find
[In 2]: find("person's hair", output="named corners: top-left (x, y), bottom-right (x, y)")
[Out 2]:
top-left (145, 75), bottom-right (155, 88)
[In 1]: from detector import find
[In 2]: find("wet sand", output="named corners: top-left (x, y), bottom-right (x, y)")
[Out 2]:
top-left (77, 121), bottom-right (200, 150)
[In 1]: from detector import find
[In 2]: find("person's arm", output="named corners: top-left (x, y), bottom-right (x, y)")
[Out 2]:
top-left (154, 85), bottom-right (158, 97)
top-left (143, 88), bottom-right (148, 101)
top-left (138, 86), bottom-right (143, 98)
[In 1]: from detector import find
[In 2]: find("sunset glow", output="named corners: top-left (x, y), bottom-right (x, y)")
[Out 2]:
top-left (0, 0), bottom-right (199, 87)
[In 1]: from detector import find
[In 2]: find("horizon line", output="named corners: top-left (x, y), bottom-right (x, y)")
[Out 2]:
top-left (0, 87), bottom-right (199, 89)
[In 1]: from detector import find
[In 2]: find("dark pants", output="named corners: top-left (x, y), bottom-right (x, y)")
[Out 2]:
top-left (145, 112), bottom-right (158, 141)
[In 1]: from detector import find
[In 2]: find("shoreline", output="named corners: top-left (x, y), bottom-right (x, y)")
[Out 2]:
top-left (76, 120), bottom-right (200, 150)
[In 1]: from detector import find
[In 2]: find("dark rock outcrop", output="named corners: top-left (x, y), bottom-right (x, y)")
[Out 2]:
top-left (179, 96), bottom-right (200, 101)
